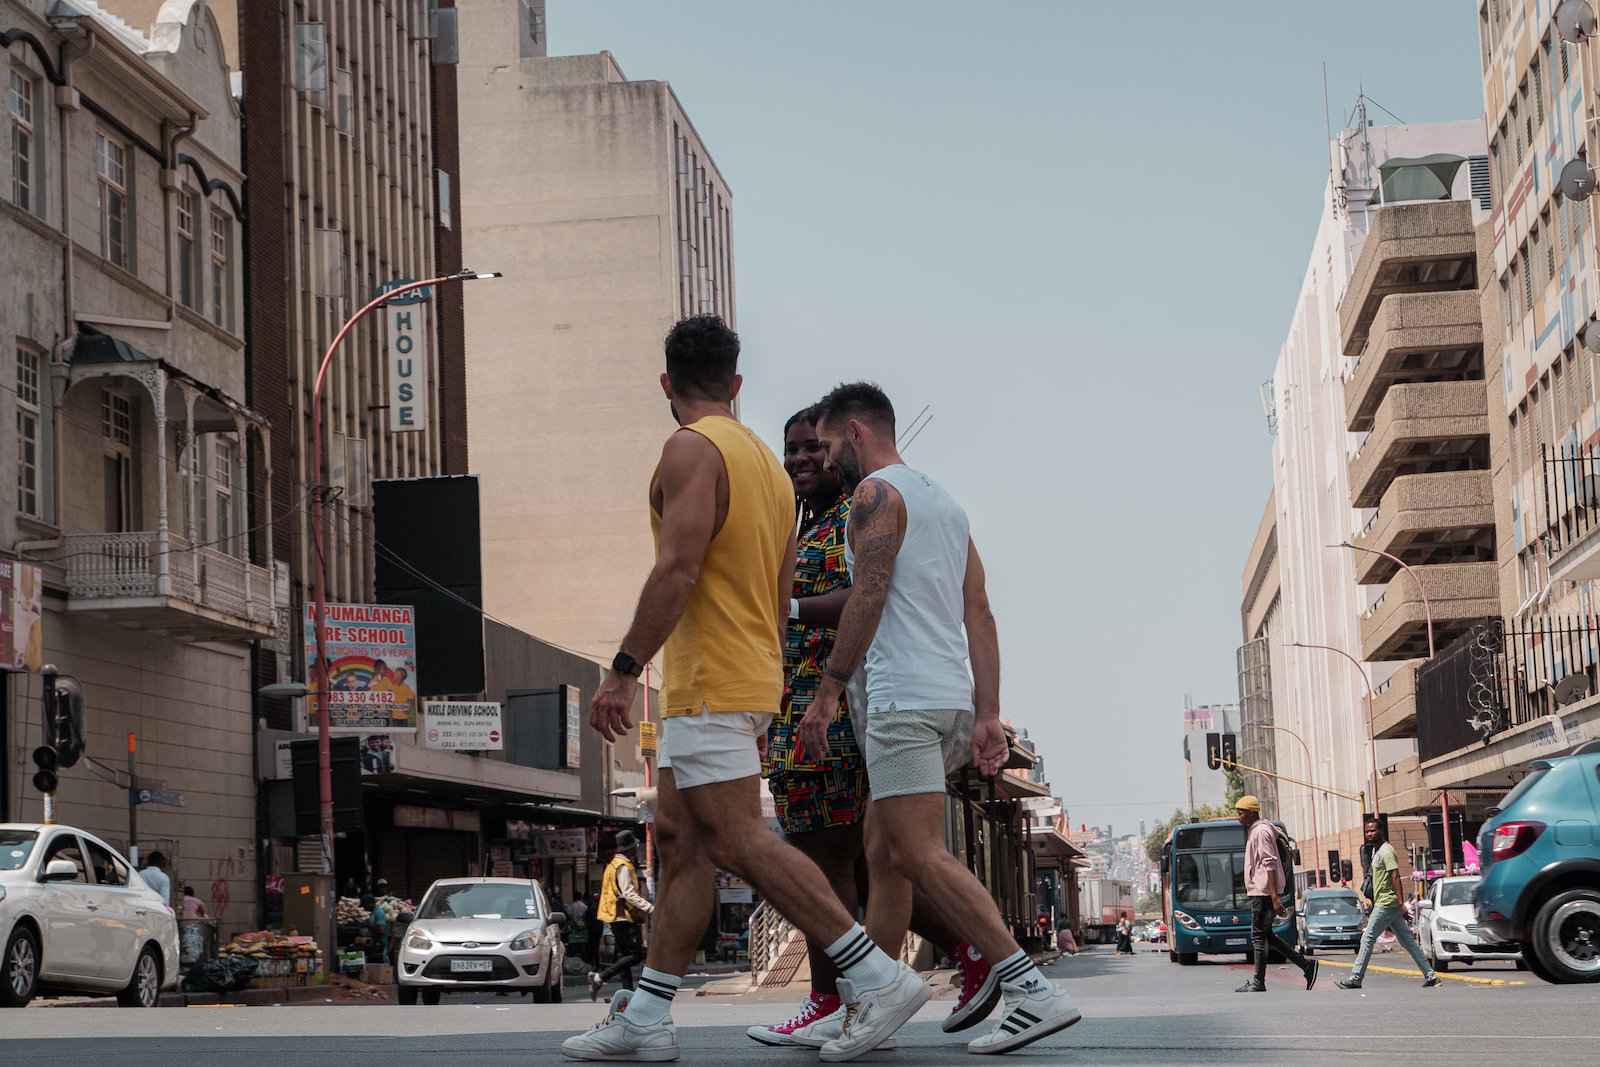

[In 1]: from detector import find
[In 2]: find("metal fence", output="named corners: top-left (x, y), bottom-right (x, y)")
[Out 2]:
top-left (1416, 616), bottom-right (1600, 762)
top-left (1542, 444), bottom-right (1600, 552)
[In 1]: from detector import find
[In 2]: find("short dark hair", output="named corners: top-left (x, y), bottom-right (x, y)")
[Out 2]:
top-left (783, 405), bottom-right (819, 436)
top-left (815, 381), bottom-right (895, 434)
top-left (147, 851), bottom-right (166, 867)
top-left (664, 315), bottom-right (740, 400)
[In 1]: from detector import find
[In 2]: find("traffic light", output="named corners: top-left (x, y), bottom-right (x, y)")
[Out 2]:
top-left (1327, 849), bottom-right (1341, 876)
top-left (1219, 733), bottom-right (1238, 768)
top-left (1205, 732), bottom-right (1221, 770)
top-left (31, 745), bottom-right (57, 795)
top-left (1341, 858), bottom-right (1354, 883)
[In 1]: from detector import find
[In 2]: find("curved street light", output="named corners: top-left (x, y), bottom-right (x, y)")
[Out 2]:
top-left (1286, 641), bottom-right (1380, 818)
top-left (1331, 542), bottom-right (1435, 659)
top-left (307, 270), bottom-right (503, 878)
top-left (1253, 723), bottom-right (1320, 867)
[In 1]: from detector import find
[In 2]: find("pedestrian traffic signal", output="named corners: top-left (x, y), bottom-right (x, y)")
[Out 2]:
top-left (1219, 733), bottom-right (1238, 768)
top-left (1205, 732), bottom-right (1221, 770)
top-left (1340, 858), bottom-right (1354, 883)
top-left (42, 669), bottom-right (85, 770)
top-left (32, 745), bottom-right (57, 795)
top-left (1327, 849), bottom-right (1341, 875)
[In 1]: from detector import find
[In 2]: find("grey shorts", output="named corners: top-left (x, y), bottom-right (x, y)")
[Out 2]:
top-left (856, 704), bottom-right (974, 800)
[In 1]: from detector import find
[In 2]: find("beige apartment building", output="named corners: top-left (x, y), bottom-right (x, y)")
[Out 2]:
top-left (1237, 493), bottom-right (1281, 823)
top-left (456, 0), bottom-right (735, 662)
top-left (1, 0), bottom-right (265, 933)
top-left (1398, 4), bottom-right (1600, 822)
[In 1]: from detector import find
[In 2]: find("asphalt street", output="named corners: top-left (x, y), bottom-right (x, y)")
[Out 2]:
top-left (3, 946), bottom-right (1594, 1065)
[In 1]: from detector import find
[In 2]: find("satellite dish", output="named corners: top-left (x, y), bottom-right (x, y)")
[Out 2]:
top-left (1585, 320), bottom-right (1600, 354)
top-left (1554, 672), bottom-right (1592, 708)
top-left (1560, 158), bottom-right (1596, 202)
top-left (1557, 0), bottom-right (1598, 43)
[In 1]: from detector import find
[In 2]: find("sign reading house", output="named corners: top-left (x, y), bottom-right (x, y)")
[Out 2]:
top-left (384, 282), bottom-right (429, 434)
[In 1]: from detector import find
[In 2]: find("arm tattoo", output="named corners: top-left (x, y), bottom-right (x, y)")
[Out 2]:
top-left (824, 666), bottom-right (853, 686)
top-left (825, 481), bottom-right (902, 686)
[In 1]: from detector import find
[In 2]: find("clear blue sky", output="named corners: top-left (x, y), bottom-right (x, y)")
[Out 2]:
top-left (550, 1), bottom-right (1484, 835)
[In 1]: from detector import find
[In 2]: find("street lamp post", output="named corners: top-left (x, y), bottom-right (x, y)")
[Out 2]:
top-left (1332, 542), bottom-right (1435, 659)
top-left (306, 270), bottom-right (501, 878)
top-left (1286, 641), bottom-right (1380, 819)
top-left (1256, 724), bottom-right (1319, 873)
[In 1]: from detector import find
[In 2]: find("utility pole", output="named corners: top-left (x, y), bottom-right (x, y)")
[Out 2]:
top-left (127, 732), bottom-right (138, 866)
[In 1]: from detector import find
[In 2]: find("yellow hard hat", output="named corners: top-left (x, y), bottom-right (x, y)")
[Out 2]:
top-left (1234, 795), bottom-right (1261, 813)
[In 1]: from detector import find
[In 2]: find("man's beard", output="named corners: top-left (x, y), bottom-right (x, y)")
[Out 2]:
top-left (669, 401), bottom-right (682, 425)
top-left (835, 442), bottom-right (864, 492)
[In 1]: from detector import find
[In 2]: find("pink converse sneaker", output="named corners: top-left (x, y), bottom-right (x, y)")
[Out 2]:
top-left (746, 991), bottom-right (842, 1047)
top-left (942, 943), bottom-right (1001, 1033)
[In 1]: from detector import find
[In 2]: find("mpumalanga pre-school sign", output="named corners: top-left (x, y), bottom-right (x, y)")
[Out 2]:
top-left (305, 603), bottom-right (419, 731)
top-left (384, 282), bottom-right (429, 434)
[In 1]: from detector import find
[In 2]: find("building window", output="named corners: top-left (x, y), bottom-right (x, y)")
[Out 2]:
top-left (16, 345), bottom-right (41, 518)
top-left (96, 132), bottom-right (129, 268)
top-left (209, 205), bottom-right (232, 329)
top-left (215, 438), bottom-right (236, 556)
top-left (177, 190), bottom-right (197, 309)
top-left (9, 70), bottom-right (36, 214)
top-left (101, 389), bottom-right (135, 532)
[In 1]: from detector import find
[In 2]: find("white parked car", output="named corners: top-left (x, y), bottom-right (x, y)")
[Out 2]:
top-left (397, 877), bottom-right (566, 1004)
top-left (0, 823), bottom-right (180, 1007)
top-left (1417, 874), bottom-right (1524, 972)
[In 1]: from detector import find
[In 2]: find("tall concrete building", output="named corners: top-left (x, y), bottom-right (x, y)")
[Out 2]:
top-left (456, 0), bottom-right (735, 662)
top-left (1397, 4), bottom-right (1600, 830)
top-left (1238, 493), bottom-right (1282, 821)
top-left (1, 0), bottom-right (264, 932)
top-left (1259, 114), bottom-right (1490, 884)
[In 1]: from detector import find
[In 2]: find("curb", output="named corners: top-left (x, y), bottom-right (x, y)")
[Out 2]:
top-left (1313, 957), bottom-right (1525, 987)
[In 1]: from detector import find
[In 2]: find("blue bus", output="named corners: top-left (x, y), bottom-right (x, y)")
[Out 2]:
top-left (1160, 818), bottom-right (1300, 964)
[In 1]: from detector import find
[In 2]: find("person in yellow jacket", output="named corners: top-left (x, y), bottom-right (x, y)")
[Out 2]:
top-left (589, 830), bottom-right (653, 1000)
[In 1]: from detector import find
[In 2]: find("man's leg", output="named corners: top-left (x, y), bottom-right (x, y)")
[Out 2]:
top-left (640, 769), bottom-right (716, 979)
top-left (1347, 908), bottom-right (1384, 983)
top-left (863, 800), bottom-right (916, 957)
top-left (1385, 908), bottom-right (1437, 980)
top-left (595, 922), bottom-right (641, 986)
top-left (1249, 898), bottom-right (1270, 986)
top-left (1265, 912), bottom-right (1313, 975)
top-left (788, 822), bottom-right (865, 997)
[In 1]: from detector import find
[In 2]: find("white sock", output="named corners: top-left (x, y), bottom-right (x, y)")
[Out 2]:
top-left (992, 948), bottom-right (1049, 994)
top-left (824, 924), bottom-right (900, 993)
top-left (621, 967), bottom-right (680, 1026)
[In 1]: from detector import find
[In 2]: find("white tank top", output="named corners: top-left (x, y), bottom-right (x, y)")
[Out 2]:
top-left (845, 464), bottom-right (974, 712)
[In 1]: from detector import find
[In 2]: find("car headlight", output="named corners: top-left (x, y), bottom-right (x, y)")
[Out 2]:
top-left (1437, 920), bottom-right (1464, 935)
top-left (406, 932), bottom-right (434, 951)
top-left (509, 930), bottom-right (542, 952)
top-left (1173, 910), bottom-right (1200, 930)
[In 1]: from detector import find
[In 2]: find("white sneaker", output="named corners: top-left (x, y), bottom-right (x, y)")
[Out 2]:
top-left (781, 1005), bottom-right (897, 1050)
top-left (561, 990), bottom-right (678, 1062)
top-left (818, 964), bottom-right (930, 1063)
top-left (966, 978), bottom-right (1082, 1055)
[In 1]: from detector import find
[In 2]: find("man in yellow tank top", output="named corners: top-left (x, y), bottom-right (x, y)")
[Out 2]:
top-left (563, 317), bottom-right (928, 1063)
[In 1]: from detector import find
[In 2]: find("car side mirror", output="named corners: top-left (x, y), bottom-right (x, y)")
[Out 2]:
top-left (548, 911), bottom-right (567, 926)
top-left (397, 912), bottom-right (415, 925)
top-left (42, 859), bottom-right (80, 882)
top-left (1418, 900), bottom-right (1432, 911)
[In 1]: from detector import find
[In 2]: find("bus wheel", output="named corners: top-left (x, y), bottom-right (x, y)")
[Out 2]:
top-left (1177, 952), bottom-right (1197, 965)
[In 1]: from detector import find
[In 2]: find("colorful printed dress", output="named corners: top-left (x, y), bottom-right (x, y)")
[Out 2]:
top-left (763, 494), bottom-right (868, 834)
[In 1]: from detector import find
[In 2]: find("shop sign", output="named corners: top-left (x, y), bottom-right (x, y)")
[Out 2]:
top-left (0, 561), bottom-right (43, 671)
top-left (394, 804), bottom-right (480, 832)
top-left (304, 603), bottom-right (419, 731)
top-left (564, 684), bottom-right (582, 769)
top-left (638, 721), bottom-right (658, 757)
top-left (532, 829), bottom-right (589, 858)
top-left (504, 819), bottom-right (534, 841)
top-left (718, 887), bottom-right (754, 904)
top-left (423, 701), bottom-right (504, 751)
top-left (385, 294), bottom-right (428, 434)
top-left (273, 735), bottom-right (394, 779)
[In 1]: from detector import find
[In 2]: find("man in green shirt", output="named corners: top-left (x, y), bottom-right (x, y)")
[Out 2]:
top-left (1338, 818), bottom-right (1440, 989)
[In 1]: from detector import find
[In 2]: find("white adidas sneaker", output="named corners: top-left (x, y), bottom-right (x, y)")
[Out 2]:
top-left (967, 978), bottom-right (1082, 1055)
top-left (561, 990), bottom-right (679, 1062)
top-left (818, 963), bottom-right (930, 1062)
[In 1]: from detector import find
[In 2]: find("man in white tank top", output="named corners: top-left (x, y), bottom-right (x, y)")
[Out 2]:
top-left (801, 382), bottom-right (1083, 1057)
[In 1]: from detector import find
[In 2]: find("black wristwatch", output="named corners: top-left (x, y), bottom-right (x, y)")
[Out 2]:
top-left (611, 651), bottom-right (644, 678)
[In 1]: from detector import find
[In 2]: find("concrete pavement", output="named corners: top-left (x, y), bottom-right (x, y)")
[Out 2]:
top-left (2, 947), bottom-right (1593, 1064)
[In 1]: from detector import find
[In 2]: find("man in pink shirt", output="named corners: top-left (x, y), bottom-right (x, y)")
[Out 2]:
top-left (1235, 795), bottom-right (1318, 993)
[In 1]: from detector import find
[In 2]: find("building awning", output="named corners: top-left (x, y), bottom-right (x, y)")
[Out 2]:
top-left (1378, 154), bottom-right (1466, 204)
top-left (1030, 829), bottom-right (1085, 868)
top-left (360, 743), bottom-right (582, 808)
top-left (70, 323), bottom-right (152, 364)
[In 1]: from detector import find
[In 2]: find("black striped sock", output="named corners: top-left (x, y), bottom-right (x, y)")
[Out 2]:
top-left (635, 967), bottom-right (681, 1002)
top-left (994, 951), bottom-right (1034, 984)
top-left (826, 928), bottom-right (877, 973)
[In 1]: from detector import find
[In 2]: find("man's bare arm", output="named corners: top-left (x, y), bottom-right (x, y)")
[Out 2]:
top-left (617, 431), bottom-right (720, 663)
top-left (963, 538), bottom-right (1000, 720)
top-left (797, 588), bottom-right (852, 627)
top-left (816, 479), bottom-right (904, 699)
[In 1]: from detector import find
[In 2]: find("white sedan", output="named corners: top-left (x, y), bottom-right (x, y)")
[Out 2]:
top-left (397, 877), bottom-right (567, 1004)
top-left (1417, 874), bottom-right (1524, 971)
top-left (0, 823), bottom-right (180, 1007)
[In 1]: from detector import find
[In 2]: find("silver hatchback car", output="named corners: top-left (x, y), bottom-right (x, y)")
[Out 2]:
top-left (397, 877), bottom-right (567, 1004)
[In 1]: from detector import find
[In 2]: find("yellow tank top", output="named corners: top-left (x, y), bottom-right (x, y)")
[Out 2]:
top-left (597, 854), bottom-right (641, 923)
top-left (653, 416), bottom-right (792, 717)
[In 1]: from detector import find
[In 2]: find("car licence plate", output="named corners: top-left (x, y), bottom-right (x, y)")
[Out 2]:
top-left (450, 958), bottom-right (494, 974)
top-left (1225, 938), bottom-right (1248, 946)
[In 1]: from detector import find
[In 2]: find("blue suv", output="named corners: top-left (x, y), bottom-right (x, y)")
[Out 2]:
top-left (1475, 746), bottom-right (1600, 984)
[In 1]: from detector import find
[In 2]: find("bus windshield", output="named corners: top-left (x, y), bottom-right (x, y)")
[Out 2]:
top-left (1175, 850), bottom-right (1241, 911)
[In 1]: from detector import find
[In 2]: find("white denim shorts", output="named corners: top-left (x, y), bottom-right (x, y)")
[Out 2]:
top-left (656, 707), bottom-right (773, 790)
top-left (857, 704), bottom-right (974, 800)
